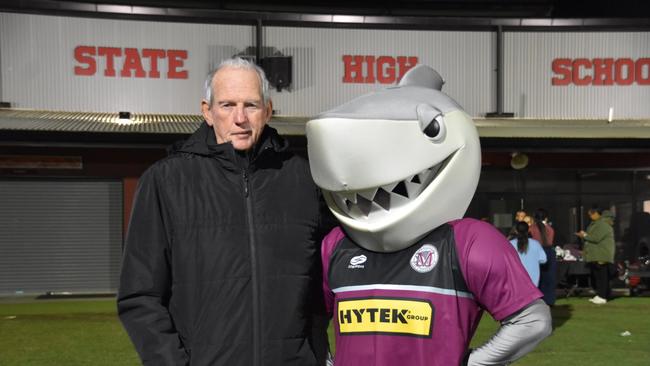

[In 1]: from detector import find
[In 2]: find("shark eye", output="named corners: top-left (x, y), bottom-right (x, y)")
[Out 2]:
top-left (423, 118), bottom-right (441, 138)
top-left (417, 104), bottom-right (446, 142)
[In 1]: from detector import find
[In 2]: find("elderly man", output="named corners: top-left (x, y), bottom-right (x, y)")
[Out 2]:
top-left (118, 57), bottom-right (330, 366)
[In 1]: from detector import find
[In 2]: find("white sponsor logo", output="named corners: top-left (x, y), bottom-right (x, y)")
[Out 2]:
top-left (348, 255), bottom-right (367, 269)
top-left (410, 244), bottom-right (438, 273)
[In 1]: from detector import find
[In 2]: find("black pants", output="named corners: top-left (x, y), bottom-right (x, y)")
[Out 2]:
top-left (589, 262), bottom-right (611, 300)
top-left (538, 247), bottom-right (557, 305)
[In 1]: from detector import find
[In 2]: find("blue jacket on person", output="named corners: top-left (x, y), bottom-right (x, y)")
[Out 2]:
top-left (509, 238), bottom-right (548, 286)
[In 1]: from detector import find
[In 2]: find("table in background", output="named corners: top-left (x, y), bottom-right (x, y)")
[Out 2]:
top-left (556, 260), bottom-right (591, 297)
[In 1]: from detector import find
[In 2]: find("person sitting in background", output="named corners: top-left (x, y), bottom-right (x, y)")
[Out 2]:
top-left (510, 221), bottom-right (548, 286)
top-left (530, 208), bottom-right (557, 306)
top-left (576, 206), bottom-right (615, 305)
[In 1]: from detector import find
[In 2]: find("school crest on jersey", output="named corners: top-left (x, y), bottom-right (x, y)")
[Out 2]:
top-left (410, 244), bottom-right (438, 273)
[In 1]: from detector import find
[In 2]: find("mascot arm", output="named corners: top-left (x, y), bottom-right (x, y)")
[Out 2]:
top-left (453, 220), bottom-right (552, 365)
top-left (321, 227), bottom-right (347, 366)
top-left (466, 299), bottom-right (551, 366)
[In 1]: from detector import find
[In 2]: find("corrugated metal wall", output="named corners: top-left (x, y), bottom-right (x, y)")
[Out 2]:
top-left (2, 12), bottom-right (649, 119)
top-left (504, 32), bottom-right (650, 119)
top-left (0, 12), bottom-right (253, 114)
top-left (264, 27), bottom-right (494, 117)
top-left (0, 179), bottom-right (123, 295)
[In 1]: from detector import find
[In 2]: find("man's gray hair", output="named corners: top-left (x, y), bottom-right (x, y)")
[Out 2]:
top-left (203, 57), bottom-right (271, 107)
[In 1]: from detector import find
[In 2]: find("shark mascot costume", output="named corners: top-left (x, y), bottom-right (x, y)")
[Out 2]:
top-left (307, 65), bottom-right (551, 366)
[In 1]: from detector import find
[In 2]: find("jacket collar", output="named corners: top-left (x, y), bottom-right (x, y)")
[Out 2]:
top-left (172, 121), bottom-right (288, 171)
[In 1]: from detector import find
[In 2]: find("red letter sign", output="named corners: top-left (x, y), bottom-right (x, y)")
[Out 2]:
top-left (121, 48), bottom-right (146, 78)
top-left (637, 58), bottom-right (650, 85)
top-left (97, 47), bottom-right (122, 77)
top-left (342, 55), bottom-right (365, 83)
top-left (74, 46), bottom-right (97, 76)
top-left (397, 56), bottom-right (418, 82)
top-left (553, 57), bottom-right (650, 86)
top-left (592, 58), bottom-right (614, 86)
top-left (142, 49), bottom-right (166, 78)
top-left (376, 56), bottom-right (396, 84)
top-left (343, 55), bottom-right (418, 84)
top-left (74, 46), bottom-right (189, 80)
top-left (167, 50), bottom-right (188, 79)
top-left (572, 58), bottom-right (592, 86)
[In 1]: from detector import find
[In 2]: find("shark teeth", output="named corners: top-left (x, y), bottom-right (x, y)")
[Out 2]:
top-left (331, 157), bottom-right (450, 219)
top-left (357, 187), bottom-right (378, 201)
top-left (337, 190), bottom-right (357, 204)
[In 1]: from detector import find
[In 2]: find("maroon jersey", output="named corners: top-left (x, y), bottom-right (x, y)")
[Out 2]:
top-left (322, 218), bottom-right (542, 366)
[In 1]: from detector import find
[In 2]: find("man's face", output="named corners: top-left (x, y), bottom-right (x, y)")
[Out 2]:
top-left (515, 211), bottom-right (527, 222)
top-left (202, 67), bottom-right (272, 151)
top-left (588, 210), bottom-right (601, 221)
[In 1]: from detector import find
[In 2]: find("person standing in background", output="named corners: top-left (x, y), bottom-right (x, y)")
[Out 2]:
top-left (508, 209), bottom-right (528, 239)
top-left (515, 209), bottom-right (527, 223)
top-left (530, 208), bottom-right (557, 306)
top-left (523, 215), bottom-right (533, 227)
top-left (601, 210), bottom-right (615, 227)
top-left (510, 221), bottom-right (548, 286)
top-left (576, 206), bottom-right (615, 305)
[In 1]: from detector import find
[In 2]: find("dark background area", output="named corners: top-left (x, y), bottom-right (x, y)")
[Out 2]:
top-left (59, 0), bottom-right (650, 18)
top-left (2, 0), bottom-right (649, 20)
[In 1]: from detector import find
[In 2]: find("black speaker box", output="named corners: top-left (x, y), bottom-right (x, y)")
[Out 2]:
top-left (261, 56), bottom-right (292, 91)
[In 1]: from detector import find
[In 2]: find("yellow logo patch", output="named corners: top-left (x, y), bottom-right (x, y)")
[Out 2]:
top-left (337, 297), bottom-right (433, 337)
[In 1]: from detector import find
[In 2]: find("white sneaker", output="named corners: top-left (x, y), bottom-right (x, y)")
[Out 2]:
top-left (590, 296), bottom-right (607, 304)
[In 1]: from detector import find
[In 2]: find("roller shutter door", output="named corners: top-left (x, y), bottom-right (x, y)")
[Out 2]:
top-left (0, 179), bottom-right (122, 295)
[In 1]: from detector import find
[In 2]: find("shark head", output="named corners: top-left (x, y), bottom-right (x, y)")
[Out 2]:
top-left (307, 65), bottom-right (481, 252)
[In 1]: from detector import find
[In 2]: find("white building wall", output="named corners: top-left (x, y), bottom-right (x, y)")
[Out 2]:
top-left (264, 27), bottom-right (494, 117)
top-left (1, 11), bottom-right (648, 120)
top-left (504, 32), bottom-right (650, 119)
top-left (0, 13), bottom-right (253, 114)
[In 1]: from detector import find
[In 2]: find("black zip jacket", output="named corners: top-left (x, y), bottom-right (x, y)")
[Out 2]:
top-left (118, 122), bottom-right (330, 366)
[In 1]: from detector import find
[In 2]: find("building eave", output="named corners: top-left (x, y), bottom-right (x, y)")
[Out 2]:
top-left (2, 109), bottom-right (650, 140)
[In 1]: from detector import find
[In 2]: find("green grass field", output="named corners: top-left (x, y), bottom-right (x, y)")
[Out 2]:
top-left (1, 297), bottom-right (649, 365)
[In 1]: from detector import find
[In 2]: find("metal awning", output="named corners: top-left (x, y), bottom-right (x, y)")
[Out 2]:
top-left (2, 108), bottom-right (650, 139)
top-left (475, 118), bottom-right (650, 139)
top-left (0, 109), bottom-right (202, 135)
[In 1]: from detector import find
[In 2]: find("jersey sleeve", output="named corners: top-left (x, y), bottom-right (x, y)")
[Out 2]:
top-left (452, 219), bottom-right (543, 321)
top-left (321, 226), bottom-right (346, 317)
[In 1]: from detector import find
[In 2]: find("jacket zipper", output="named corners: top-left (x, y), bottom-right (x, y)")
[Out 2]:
top-left (243, 168), bottom-right (261, 366)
